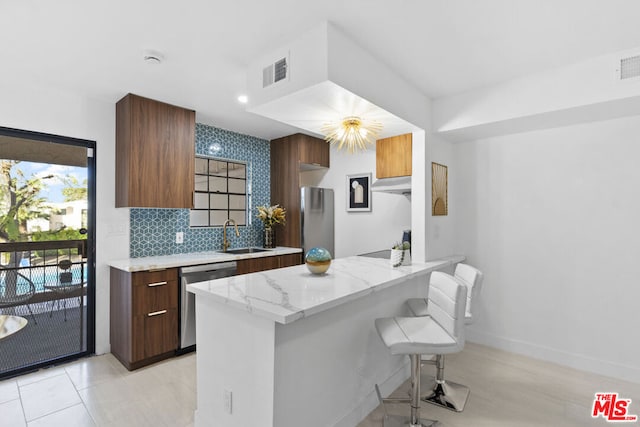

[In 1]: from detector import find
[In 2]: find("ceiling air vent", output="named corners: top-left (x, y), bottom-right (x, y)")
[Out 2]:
top-left (274, 58), bottom-right (287, 82)
top-left (619, 55), bottom-right (640, 80)
top-left (262, 56), bottom-right (288, 88)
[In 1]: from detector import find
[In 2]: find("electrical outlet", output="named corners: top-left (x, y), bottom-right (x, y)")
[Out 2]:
top-left (224, 389), bottom-right (232, 414)
top-left (176, 232), bottom-right (184, 244)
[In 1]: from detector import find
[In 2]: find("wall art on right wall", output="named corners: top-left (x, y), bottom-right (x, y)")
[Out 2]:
top-left (432, 162), bottom-right (448, 216)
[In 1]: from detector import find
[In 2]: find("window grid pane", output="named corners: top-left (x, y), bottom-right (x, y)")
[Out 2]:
top-left (194, 192), bottom-right (209, 209)
top-left (228, 178), bottom-right (246, 194)
top-left (210, 177), bottom-right (227, 193)
top-left (190, 156), bottom-right (248, 227)
top-left (195, 175), bottom-right (209, 192)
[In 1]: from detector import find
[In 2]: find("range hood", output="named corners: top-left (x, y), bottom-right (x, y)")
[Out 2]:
top-left (371, 176), bottom-right (411, 195)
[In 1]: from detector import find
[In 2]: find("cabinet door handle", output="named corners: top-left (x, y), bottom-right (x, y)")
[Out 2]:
top-left (147, 281), bottom-right (167, 287)
top-left (147, 310), bottom-right (167, 317)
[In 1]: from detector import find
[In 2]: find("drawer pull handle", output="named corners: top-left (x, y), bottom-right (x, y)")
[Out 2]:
top-left (147, 281), bottom-right (167, 287)
top-left (147, 310), bottom-right (167, 317)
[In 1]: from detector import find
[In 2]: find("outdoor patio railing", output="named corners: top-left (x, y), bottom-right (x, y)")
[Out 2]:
top-left (0, 239), bottom-right (87, 309)
top-left (1, 239), bottom-right (89, 378)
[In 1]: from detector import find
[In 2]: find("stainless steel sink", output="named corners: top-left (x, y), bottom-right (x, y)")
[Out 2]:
top-left (221, 247), bottom-right (270, 254)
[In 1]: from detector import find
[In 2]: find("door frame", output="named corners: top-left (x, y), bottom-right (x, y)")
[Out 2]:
top-left (0, 125), bottom-right (96, 375)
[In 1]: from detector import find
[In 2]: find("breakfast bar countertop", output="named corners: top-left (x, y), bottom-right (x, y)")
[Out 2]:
top-left (187, 254), bottom-right (464, 324)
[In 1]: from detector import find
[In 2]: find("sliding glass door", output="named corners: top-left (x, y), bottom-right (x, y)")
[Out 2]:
top-left (0, 126), bottom-right (95, 379)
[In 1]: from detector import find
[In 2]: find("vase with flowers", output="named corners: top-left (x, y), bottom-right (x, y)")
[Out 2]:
top-left (256, 204), bottom-right (286, 248)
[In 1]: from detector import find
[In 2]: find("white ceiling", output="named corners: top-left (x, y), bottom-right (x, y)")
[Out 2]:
top-left (248, 81), bottom-right (421, 139)
top-left (4, 0), bottom-right (640, 140)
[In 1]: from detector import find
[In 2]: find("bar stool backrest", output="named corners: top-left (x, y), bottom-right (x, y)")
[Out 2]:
top-left (453, 263), bottom-right (484, 324)
top-left (426, 271), bottom-right (467, 352)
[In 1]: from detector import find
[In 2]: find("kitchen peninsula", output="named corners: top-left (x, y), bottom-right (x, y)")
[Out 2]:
top-left (187, 254), bottom-right (464, 427)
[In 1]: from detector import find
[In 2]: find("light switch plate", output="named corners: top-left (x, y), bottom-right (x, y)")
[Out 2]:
top-left (176, 232), bottom-right (184, 244)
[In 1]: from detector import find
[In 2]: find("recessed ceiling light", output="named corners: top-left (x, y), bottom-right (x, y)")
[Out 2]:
top-left (143, 50), bottom-right (164, 64)
top-left (237, 95), bottom-right (248, 104)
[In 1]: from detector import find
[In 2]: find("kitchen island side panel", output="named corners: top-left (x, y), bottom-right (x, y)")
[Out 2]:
top-left (193, 296), bottom-right (276, 426)
top-left (273, 273), bottom-right (427, 427)
top-left (192, 270), bottom-right (430, 427)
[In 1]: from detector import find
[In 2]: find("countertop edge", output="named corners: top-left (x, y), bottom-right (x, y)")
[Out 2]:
top-left (281, 255), bottom-right (466, 323)
top-left (187, 255), bottom-right (466, 324)
top-left (108, 247), bottom-right (303, 272)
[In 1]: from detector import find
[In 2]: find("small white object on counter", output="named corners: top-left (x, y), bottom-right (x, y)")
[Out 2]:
top-left (390, 248), bottom-right (411, 267)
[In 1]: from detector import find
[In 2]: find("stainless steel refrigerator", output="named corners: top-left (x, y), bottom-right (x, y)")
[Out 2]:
top-left (300, 187), bottom-right (335, 257)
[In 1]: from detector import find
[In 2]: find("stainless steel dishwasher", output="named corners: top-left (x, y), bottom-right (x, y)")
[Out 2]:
top-left (178, 261), bottom-right (237, 353)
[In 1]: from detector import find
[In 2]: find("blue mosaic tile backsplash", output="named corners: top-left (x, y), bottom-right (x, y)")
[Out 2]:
top-left (130, 123), bottom-right (270, 257)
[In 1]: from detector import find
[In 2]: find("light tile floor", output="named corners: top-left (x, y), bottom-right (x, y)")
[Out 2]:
top-left (358, 343), bottom-right (640, 427)
top-left (1, 343), bottom-right (639, 426)
top-left (0, 353), bottom-right (196, 427)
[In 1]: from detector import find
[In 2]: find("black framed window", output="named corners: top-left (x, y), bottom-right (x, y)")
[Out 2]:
top-left (190, 157), bottom-right (247, 227)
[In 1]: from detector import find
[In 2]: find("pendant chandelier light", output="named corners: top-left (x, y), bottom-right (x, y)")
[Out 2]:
top-left (321, 116), bottom-right (383, 154)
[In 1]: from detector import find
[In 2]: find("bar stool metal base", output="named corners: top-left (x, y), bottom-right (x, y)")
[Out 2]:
top-left (375, 354), bottom-right (438, 427)
top-left (376, 386), bottom-right (438, 427)
top-left (422, 378), bottom-right (470, 412)
top-left (421, 355), bottom-right (470, 412)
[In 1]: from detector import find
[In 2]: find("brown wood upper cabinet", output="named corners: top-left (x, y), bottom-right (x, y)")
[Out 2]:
top-left (376, 133), bottom-right (412, 178)
top-left (116, 93), bottom-right (196, 208)
top-left (270, 133), bottom-right (329, 248)
top-left (297, 134), bottom-right (330, 168)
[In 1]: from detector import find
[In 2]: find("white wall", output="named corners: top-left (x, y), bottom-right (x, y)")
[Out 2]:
top-left (301, 147), bottom-right (411, 258)
top-left (433, 46), bottom-right (640, 142)
top-left (247, 22), bottom-right (329, 108)
top-left (425, 132), bottom-right (456, 260)
top-left (0, 80), bottom-right (127, 355)
top-left (326, 23), bottom-right (430, 133)
top-left (454, 114), bottom-right (640, 382)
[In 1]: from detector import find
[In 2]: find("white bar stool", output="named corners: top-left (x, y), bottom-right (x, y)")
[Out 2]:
top-left (374, 272), bottom-right (468, 427)
top-left (405, 263), bottom-right (484, 412)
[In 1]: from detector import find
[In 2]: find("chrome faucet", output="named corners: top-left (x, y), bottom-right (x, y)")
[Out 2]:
top-left (222, 219), bottom-right (240, 252)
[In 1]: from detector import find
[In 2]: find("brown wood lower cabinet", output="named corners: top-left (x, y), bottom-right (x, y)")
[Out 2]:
top-left (110, 267), bottom-right (179, 370)
top-left (139, 309), bottom-right (178, 360)
top-left (236, 253), bottom-right (302, 275)
top-left (279, 253), bottom-right (303, 268)
top-left (110, 252), bottom-right (302, 370)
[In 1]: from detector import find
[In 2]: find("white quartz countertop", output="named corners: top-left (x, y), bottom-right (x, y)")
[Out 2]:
top-left (108, 247), bottom-right (302, 272)
top-left (187, 255), bottom-right (465, 324)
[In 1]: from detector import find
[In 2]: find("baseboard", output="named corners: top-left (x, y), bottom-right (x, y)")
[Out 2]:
top-left (333, 360), bottom-right (410, 427)
top-left (467, 330), bottom-right (640, 384)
